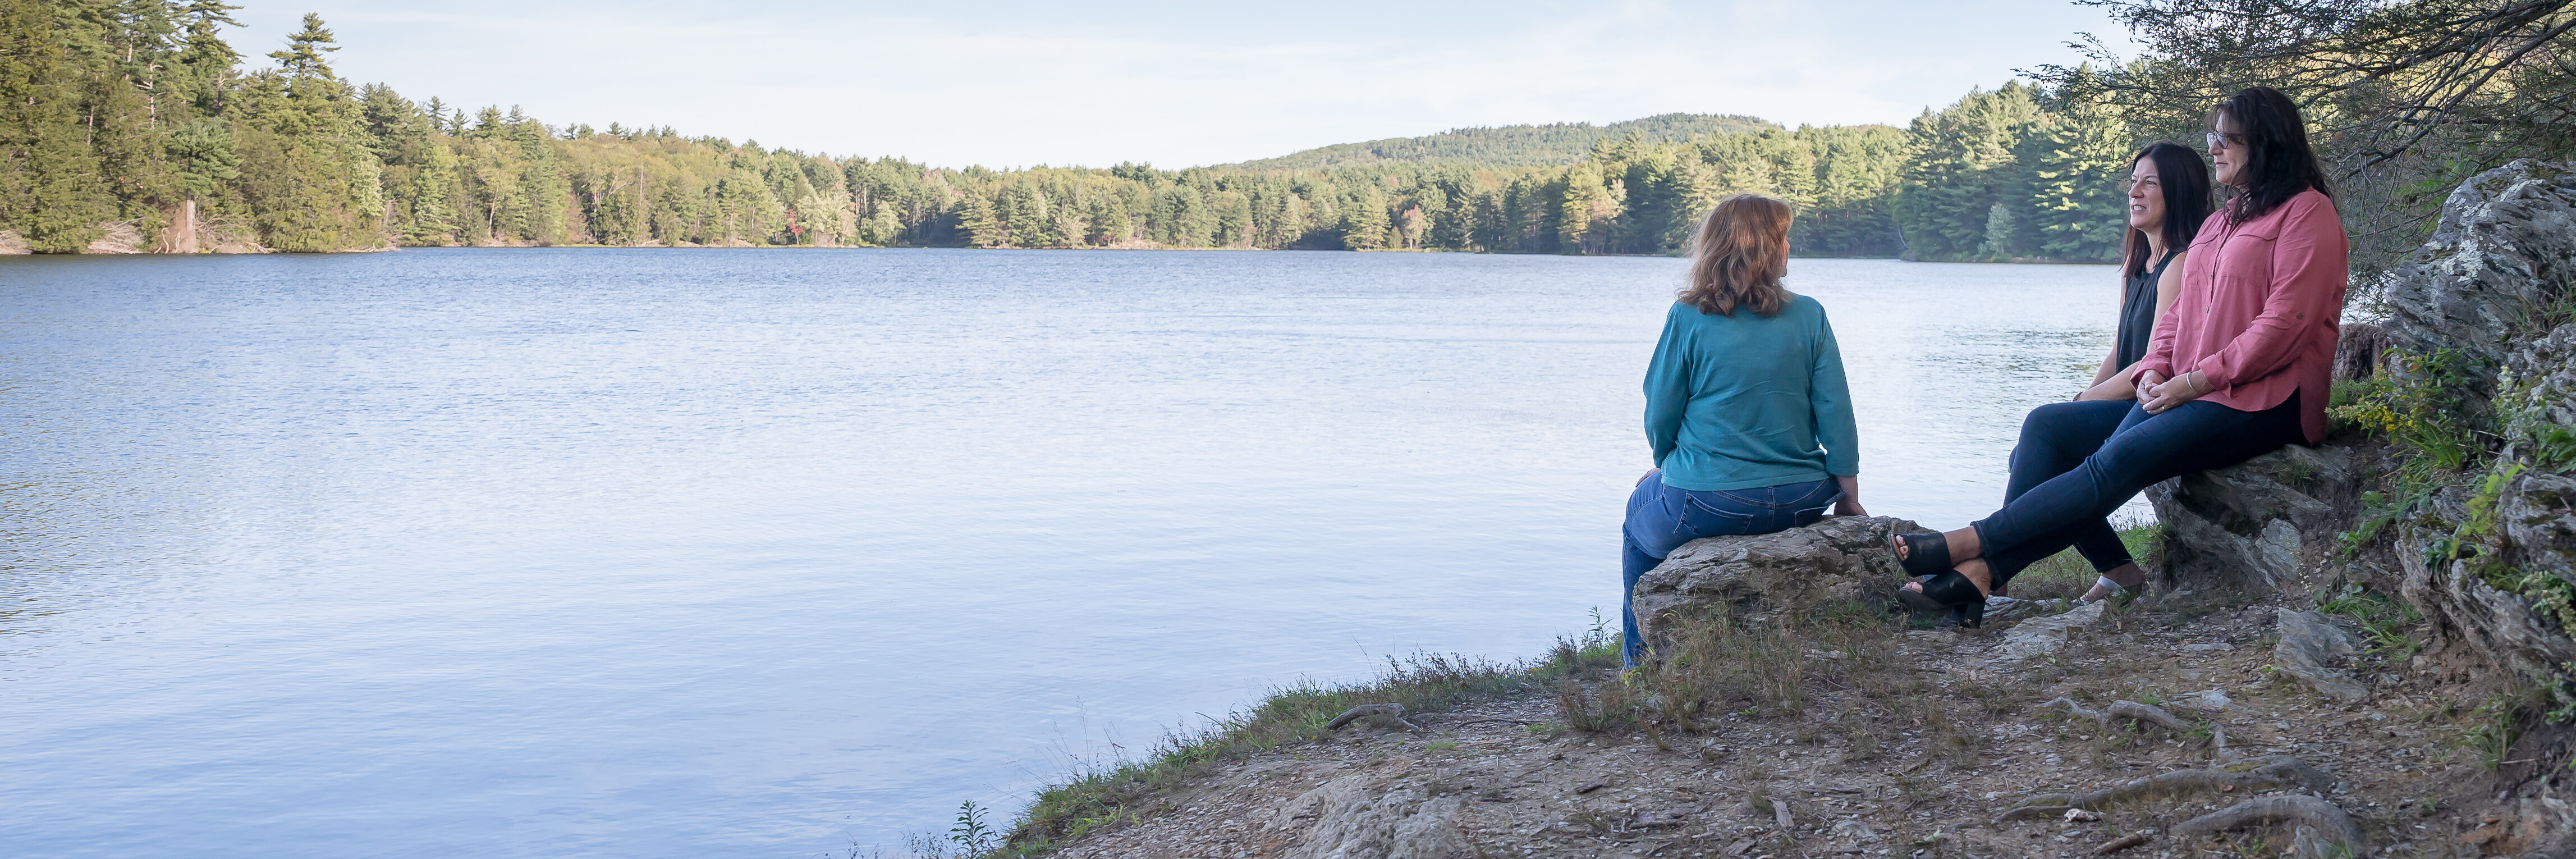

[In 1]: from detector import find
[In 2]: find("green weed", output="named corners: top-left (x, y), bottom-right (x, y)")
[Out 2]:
top-left (2317, 582), bottom-right (2426, 661)
top-left (1002, 651), bottom-right (1529, 853)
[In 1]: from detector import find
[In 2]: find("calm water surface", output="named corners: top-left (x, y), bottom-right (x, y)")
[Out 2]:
top-left (1, 249), bottom-right (2123, 857)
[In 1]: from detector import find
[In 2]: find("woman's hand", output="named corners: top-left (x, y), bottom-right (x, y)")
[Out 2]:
top-left (1834, 475), bottom-right (1866, 517)
top-left (2140, 370), bottom-right (2208, 414)
top-left (2075, 377), bottom-right (2134, 401)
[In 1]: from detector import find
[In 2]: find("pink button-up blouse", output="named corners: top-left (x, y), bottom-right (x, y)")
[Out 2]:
top-left (2129, 189), bottom-right (2348, 444)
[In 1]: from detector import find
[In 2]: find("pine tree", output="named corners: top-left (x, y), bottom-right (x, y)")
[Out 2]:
top-left (1, 0), bottom-right (117, 250)
top-left (1341, 185), bottom-right (1390, 250)
top-left (1896, 83), bottom-right (2043, 261)
top-left (172, 0), bottom-right (242, 115)
top-left (954, 191), bottom-right (999, 248)
top-left (2027, 95), bottom-right (2132, 263)
top-left (269, 13), bottom-right (336, 79)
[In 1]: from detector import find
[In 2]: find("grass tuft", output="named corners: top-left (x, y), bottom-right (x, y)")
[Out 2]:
top-left (1000, 650), bottom-right (1535, 855)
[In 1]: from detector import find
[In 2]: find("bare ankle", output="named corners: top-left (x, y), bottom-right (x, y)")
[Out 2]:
top-left (1946, 527), bottom-right (1981, 561)
top-left (1959, 560), bottom-right (1993, 596)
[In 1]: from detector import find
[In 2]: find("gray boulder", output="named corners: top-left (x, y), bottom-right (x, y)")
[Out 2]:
top-left (2377, 161), bottom-right (2576, 697)
top-left (1996, 600), bottom-right (2105, 661)
top-left (1629, 515), bottom-right (1917, 653)
top-left (2381, 158), bottom-right (2576, 411)
top-left (2273, 610), bottom-right (2369, 703)
top-left (1278, 775), bottom-right (1473, 859)
top-left (2146, 444), bottom-right (2355, 593)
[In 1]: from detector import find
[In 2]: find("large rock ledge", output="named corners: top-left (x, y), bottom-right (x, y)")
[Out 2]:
top-left (2152, 159), bottom-right (2576, 704)
top-left (2147, 444), bottom-right (2359, 594)
top-left (1629, 514), bottom-right (1915, 654)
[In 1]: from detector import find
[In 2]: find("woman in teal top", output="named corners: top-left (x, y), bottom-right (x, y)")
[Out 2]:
top-left (1621, 194), bottom-right (1864, 668)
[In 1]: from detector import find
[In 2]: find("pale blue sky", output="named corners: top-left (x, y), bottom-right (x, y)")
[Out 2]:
top-left (222, 1), bottom-right (2139, 168)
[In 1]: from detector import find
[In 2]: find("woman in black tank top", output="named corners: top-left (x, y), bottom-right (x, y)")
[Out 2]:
top-left (2080, 142), bottom-right (2210, 402)
top-left (2112, 253), bottom-right (2180, 371)
top-left (2055, 142), bottom-right (2212, 603)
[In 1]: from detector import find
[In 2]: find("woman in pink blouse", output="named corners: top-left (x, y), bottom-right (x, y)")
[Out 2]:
top-left (1890, 86), bottom-right (2348, 625)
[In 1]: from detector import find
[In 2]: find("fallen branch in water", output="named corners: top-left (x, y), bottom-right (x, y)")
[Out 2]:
top-left (1994, 756), bottom-right (2335, 824)
top-left (2174, 795), bottom-right (2363, 855)
top-left (1323, 703), bottom-right (1422, 732)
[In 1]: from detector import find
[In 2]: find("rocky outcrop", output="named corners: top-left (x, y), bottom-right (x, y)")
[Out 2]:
top-left (1628, 515), bottom-right (1916, 653)
top-left (2272, 610), bottom-right (2368, 703)
top-left (2381, 159), bottom-right (2576, 410)
top-left (1996, 600), bottom-right (2104, 660)
top-left (2380, 161), bottom-right (2576, 700)
top-left (2146, 445), bottom-right (2355, 593)
top-left (1273, 775), bottom-right (1472, 859)
top-left (82, 221), bottom-right (147, 254)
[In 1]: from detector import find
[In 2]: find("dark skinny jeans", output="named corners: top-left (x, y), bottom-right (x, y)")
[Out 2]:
top-left (2005, 401), bottom-right (2141, 578)
top-left (1975, 392), bottom-right (2304, 585)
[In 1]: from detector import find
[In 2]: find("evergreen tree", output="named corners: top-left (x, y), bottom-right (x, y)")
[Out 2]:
top-left (954, 190), bottom-right (998, 248)
top-left (171, 0), bottom-right (242, 115)
top-left (1340, 185), bottom-right (1389, 250)
top-left (0, 10), bottom-right (2183, 262)
top-left (1896, 83), bottom-right (2044, 261)
top-left (1, 0), bottom-right (116, 250)
top-left (2025, 96), bottom-right (2131, 263)
top-left (267, 12), bottom-right (334, 77)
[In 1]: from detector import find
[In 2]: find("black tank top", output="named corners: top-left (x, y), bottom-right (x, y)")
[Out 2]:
top-left (2114, 253), bottom-right (2178, 372)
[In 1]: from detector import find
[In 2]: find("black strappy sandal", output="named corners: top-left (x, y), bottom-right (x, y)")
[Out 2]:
top-left (1892, 531), bottom-right (1952, 578)
top-left (1896, 576), bottom-right (1949, 619)
top-left (1917, 570), bottom-right (1988, 628)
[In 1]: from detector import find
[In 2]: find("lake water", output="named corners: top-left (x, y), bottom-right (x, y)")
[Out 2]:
top-left (1, 249), bottom-right (2124, 857)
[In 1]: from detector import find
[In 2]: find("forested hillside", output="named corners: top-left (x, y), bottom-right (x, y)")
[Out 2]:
top-left (0, 1), bottom-right (2136, 261)
top-left (1218, 113), bottom-right (1776, 170)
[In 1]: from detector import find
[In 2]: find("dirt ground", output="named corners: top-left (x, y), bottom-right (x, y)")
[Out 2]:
top-left (1038, 590), bottom-right (2549, 859)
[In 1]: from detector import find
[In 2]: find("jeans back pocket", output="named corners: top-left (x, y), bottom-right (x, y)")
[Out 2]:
top-left (1680, 493), bottom-right (1759, 537)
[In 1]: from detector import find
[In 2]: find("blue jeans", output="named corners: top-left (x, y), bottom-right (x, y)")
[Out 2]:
top-left (2004, 401), bottom-right (2141, 578)
top-left (1620, 471), bottom-right (1839, 667)
top-left (1974, 392), bottom-right (2303, 583)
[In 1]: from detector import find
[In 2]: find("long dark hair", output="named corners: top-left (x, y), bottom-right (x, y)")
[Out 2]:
top-left (2121, 141), bottom-right (2213, 278)
top-left (1680, 194), bottom-right (1793, 318)
top-left (2210, 86), bottom-right (2332, 225)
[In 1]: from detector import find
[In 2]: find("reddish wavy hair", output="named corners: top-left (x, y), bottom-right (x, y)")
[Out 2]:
top-left (1680, 194), bottom-right (1793, 318)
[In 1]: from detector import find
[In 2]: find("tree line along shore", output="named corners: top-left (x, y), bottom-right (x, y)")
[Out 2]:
top-left (5, 3), bottom-right (2142, 260)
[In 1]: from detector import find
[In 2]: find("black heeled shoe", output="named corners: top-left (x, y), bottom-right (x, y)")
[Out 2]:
top-left (1892, 531), bottom-right (1952, 578)
top-left (1917, 570), bottom-right (1988, 628)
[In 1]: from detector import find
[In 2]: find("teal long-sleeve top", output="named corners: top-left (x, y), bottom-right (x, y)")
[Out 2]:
top-left (1643, 295), bottom-right (1859, 491)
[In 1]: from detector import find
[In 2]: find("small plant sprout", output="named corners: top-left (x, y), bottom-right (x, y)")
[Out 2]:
top-left (950, 799), bottom-right (994, 857)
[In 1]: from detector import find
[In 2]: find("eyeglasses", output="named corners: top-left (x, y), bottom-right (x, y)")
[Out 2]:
top-left (2205, 131), bottom-right (2245, 152)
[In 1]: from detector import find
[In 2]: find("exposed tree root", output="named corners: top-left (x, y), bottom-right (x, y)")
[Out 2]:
top-left (2092, 831), bottom-right (2151, 855)
top-left (1323, 703), bottom-right (1422, 732)
top-left (1993, 756), bottom-right (2335, 824)
top-left (2173, 794), bottom-right (2363, 856)
top-left (2042, 697), bottom-right (2194, 733)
